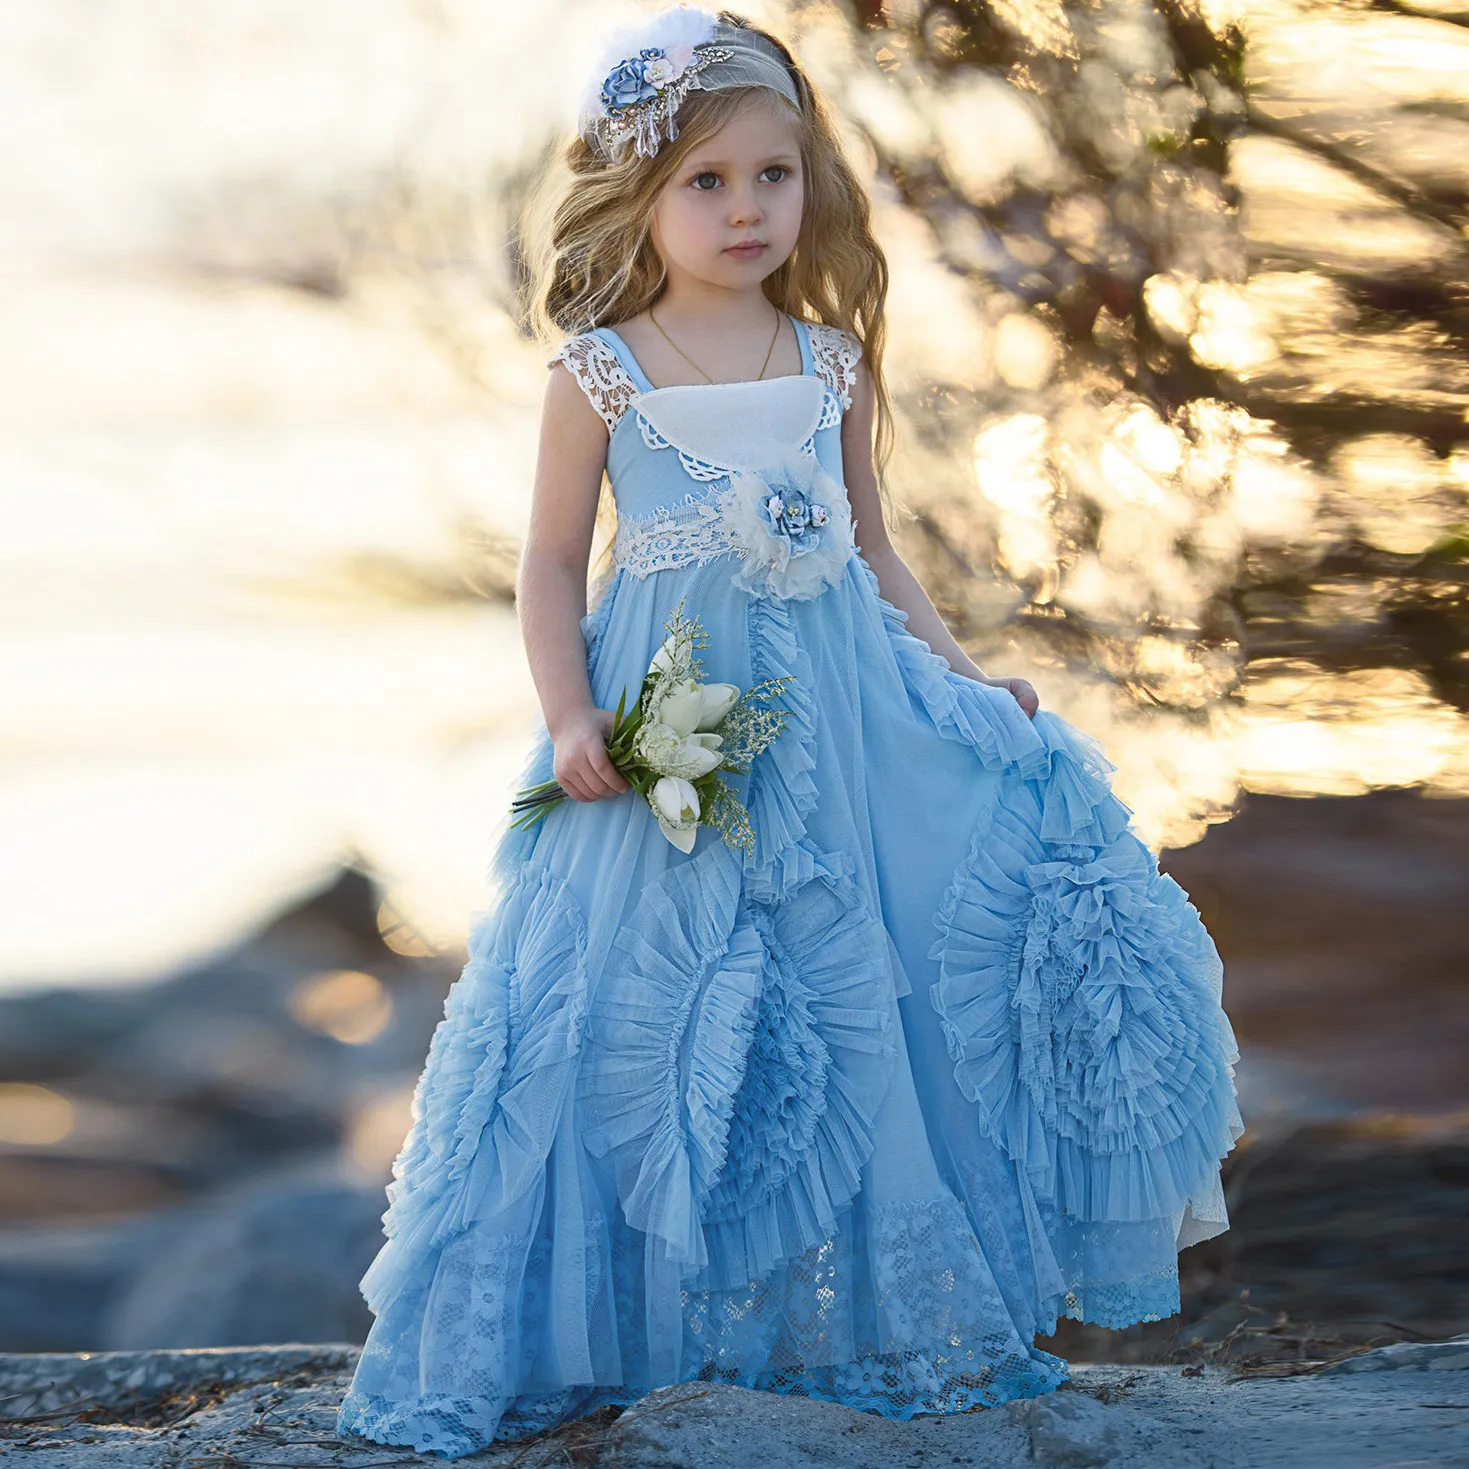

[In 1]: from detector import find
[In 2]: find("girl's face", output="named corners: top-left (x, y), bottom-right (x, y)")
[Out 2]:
top-left (650, 96), bottom-right (805, 292)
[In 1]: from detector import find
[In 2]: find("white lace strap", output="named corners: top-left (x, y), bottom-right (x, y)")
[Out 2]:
top-left (549, 333), bottom-right (639, 435)
top-left (806, 322), bottom-right (862, 412)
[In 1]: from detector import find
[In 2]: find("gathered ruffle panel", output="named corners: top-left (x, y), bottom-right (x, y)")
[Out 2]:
top-left (928, 803), bottom-right (1243, 1227)
top-left (851, 554), bottom-right (1242, 1255)
top-left (697, 839), bottom-right (899, 1292)
top-left (359, 861), bottom-right (591, 1313)
top-left (577, 839), bottom-right (765, 1274)
top-left (578, 832), bottom-right (900, 1294)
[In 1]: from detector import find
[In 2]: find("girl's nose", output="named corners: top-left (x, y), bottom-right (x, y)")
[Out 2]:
top-left (728, 188), bottom-right (763, 227)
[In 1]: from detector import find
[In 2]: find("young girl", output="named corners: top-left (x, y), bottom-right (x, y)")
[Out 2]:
top-left (337, 7), bottom-right (1244, 1457)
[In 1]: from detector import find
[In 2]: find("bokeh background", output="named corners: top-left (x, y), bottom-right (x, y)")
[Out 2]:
top-left (2, 0), bottom-right (1465, 1369)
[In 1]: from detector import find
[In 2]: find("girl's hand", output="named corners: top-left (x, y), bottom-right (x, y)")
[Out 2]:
top-left (551, 706), bottom-right (631, 802)
top-left (982, 675), bottom-right (1040, 720)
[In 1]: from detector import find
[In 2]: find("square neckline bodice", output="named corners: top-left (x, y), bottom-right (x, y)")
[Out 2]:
top-left (594, 313), bottom-right (816, 397)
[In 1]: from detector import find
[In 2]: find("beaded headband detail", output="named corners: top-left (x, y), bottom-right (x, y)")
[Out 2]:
top-left (578, 6), bottom-right (801, 162)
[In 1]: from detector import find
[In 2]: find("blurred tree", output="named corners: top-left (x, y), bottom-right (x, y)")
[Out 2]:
top-left (828, 0), bottom-right (1467, 781)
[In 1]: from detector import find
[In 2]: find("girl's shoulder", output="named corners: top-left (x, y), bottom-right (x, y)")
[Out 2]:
top-left (800, 319), bottom-right (864, 412)
top-left (546, 318), bottom-right (864, 425)
top-left (547, 329), bottom-right (638, 436)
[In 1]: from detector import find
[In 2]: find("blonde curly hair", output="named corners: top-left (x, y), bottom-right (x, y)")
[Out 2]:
top-left (517, 11), bottom-right (895, 583)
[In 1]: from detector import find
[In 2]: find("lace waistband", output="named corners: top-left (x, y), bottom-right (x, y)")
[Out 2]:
top-left (614, 494), bottom-right (741, 578)
top-left (612, 461), bottom-right (858, 602)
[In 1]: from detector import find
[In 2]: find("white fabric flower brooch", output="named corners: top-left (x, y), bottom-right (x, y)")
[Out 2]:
top-left (715, 452), bottom-right (856, 601)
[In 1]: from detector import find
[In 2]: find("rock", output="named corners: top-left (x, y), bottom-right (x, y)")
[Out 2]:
top-left (1003, 1390), bottom-right (1205, 1468)
top-left (100, 1160), bottom-right (383, 1350)
top-left (0, 1345), bottom-right (372, 1469)
top-left (0, 985), bottom-right (150, 1078)
top-left (0, 1343), bottom-right (357, 1420)
top-left (1316, 1333), bottom-right (1469, 1374)
top-left (1, 1350), bottom-right (1467, 1468)
top-left (593, 1379), bottom-right (1034, 1468)
top-left (0, 1212), bottom-right (175, 1352)
top-left (1007, 1393), bottom-right (1132, 1467)
top-left (0, 1160), bottom-right (385, 1354)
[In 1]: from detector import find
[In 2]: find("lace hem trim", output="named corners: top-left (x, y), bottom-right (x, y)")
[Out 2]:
top-left (338, 1344), bottom-right (1069, 1457)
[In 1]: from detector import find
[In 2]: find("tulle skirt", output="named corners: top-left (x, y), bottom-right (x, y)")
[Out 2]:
top-left (336, 551), bottom-right (1243, 1457)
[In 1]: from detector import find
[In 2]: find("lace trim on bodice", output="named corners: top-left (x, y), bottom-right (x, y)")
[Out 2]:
top-left (552, 324), bottom-right (863, 581)
top-left (548, 334), bottom-right (638, 435)
top-left (807, 321), bottom-right (862, 411)
top-left (636, 413), bottom-right (731, 482)
top-left (553, 323), bottom-right (861, 432)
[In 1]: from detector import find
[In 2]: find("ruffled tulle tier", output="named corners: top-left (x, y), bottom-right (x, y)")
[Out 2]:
top-left (849, 555), bottom-right (1244, 1241)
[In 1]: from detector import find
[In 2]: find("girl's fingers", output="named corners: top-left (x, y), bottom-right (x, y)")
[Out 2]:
top-left (591, 746), bottom-right (630, 793)
top-left (559, 770), bottom-right (592, 802)
top-left (563, 756), bottom-right (626, 801)
top-left (585, 766), bottom-right (625, 799)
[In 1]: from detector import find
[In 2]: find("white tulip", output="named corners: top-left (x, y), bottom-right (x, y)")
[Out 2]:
top-left (636, 720), bottom-right (684, 769)
top-left (655, 678), bottom-right (706, 736)
top-left (670, 732), bottom-right (724, 778)
top-left (636, 723), bottom-right (723, 779)
top-left (694, 682), bottom-right (740, 730)
top-left (650, 776), bottom-right (700, 851)
top-left (651, 774), bottom-right (700, 823)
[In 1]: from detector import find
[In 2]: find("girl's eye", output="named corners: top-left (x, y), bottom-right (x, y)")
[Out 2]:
top-left (688, 166), bottom-right (792, 190)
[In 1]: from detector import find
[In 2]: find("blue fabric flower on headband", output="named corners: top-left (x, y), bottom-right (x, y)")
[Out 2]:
top-left (601, 47), bottom-right (676, 112)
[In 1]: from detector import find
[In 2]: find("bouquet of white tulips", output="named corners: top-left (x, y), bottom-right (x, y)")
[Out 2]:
top-left (510, 598), bottom-right (796, 853)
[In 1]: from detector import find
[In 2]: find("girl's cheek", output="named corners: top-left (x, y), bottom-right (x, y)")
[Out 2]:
top-left (778, 194), bottom-right (804, 243)
top-left (661, 203), bottom-right (699, 252)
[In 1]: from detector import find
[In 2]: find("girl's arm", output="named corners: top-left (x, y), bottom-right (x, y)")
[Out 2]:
top-left (842, 360), bottom-right (1039, 718)
top-left (517, 363), bottom-right (631, 802)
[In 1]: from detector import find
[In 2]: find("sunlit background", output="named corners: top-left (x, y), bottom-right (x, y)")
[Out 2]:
top-left (1, 0), bottom-right (1465, 1369)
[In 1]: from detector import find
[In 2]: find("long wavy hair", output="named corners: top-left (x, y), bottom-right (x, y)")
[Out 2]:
top-left (518, 11), bottom-right (894, 585)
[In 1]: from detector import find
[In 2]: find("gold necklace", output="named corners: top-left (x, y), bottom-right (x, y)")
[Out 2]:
top-left (648, 305), bottom-right (783, 385)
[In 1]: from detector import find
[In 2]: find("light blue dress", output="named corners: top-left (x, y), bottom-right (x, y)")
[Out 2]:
top-left (336, 316), bottom-right (1244, 1458)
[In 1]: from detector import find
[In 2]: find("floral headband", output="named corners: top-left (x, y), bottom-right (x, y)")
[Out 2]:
top-left (578, 5), bottom-right (802, 162)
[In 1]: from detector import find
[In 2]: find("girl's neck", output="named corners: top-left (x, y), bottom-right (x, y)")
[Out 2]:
top-left (651, 276), bottom-right (777, 330)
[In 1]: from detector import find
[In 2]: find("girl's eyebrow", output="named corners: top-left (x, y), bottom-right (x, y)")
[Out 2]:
top-left (684, 153), bottom-right (801, 171)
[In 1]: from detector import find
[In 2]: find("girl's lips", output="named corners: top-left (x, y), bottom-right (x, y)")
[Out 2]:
top-left (725, 241), bottom-right (767, 258)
